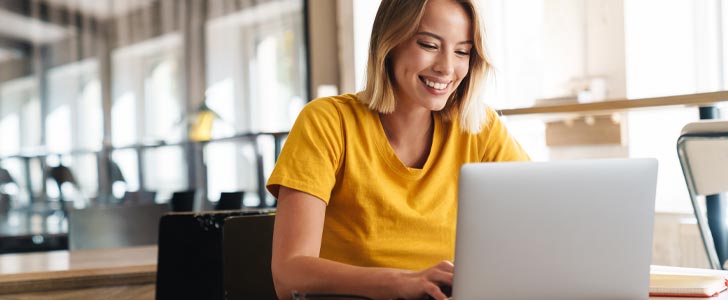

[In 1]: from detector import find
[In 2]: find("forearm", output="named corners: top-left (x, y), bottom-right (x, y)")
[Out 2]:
top-left (273, 255), bottom-right (409, 300)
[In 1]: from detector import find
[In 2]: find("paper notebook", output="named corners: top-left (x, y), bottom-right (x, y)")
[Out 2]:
top-left (649, 291), bottom-right (728, 300)
top-left (650, 265), bottom-right (728, 298)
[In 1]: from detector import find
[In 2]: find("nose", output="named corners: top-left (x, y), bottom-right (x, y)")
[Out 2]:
top-left (433, 52), bottom-right (454, 75)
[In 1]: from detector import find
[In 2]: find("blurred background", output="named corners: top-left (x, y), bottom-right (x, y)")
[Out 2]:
top-left (0, 0), bottom-right (727, 268)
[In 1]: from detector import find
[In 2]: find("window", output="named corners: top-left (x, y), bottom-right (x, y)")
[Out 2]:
top-left (112, 33), bottom-right (185, 200)
top-left (46, 59), bottom-right (101, 200)
top-left (143, 57), bottom-right (183, 143)
top-left (205, 0), bottom-right (307, 205)
top-left (348, 0), bottom-right (727, 213)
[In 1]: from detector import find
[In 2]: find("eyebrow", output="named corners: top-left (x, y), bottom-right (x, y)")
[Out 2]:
top-left (415, 31), bottom-right (473, 45)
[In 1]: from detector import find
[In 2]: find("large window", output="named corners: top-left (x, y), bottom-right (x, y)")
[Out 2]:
top-left (0, 0), bottom-right (307, 210)
top-left (111, 34), bottom-right (185, 201)
top-left (45, 59), bottom-right (101, 203)
top-left (1, 78), bottom-right (39, 205)
top-left (204, 0), bottom-right (307, 206)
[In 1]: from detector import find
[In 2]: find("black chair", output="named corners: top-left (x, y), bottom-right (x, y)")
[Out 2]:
top-left (49, 164), bottom-right (76, 186)
top-left (155, 209), bottom-right (276, 300)
top-left (47, 164), bottom-right (80, 213)
top-left (223, 214), bottom-right (277, 300)
top-left (104, 159), bottom-right (127, 203)
top-left (169, 190), bottom-right (196, 212)
top-left (0, 167), bottom-right (14, 186)
top-left (215, 191), bottom-right (245, 210)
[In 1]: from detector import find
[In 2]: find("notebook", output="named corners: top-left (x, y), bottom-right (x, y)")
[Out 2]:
top-left (650, 265), bottom-right (728, 297)
top-left (452, 158), bottom-right (658, 300)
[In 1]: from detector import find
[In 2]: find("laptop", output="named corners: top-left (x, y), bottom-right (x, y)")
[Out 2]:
top-left (222, 214), bottom-right (277, 300)
top-left (453, 158), bottom-right (658, 300)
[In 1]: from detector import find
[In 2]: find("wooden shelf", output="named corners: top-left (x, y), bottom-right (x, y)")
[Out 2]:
top-left (497, 91), bottom-right (728, 117)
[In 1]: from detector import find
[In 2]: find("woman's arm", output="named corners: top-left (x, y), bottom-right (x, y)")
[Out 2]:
top-left (272, 186), bottom-right (454, 300)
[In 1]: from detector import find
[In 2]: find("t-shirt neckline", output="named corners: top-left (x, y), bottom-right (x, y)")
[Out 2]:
top-left (370, 109), bottom-right (442, 178)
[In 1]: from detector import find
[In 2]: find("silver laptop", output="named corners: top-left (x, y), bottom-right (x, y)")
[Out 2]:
top-left (453, 158), bottom-right (658, 300)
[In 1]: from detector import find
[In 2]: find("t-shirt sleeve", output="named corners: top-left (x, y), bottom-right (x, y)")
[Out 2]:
top-left (266, 99), bottom-right (344, 204)
top-left (480, 106), bottom-right (531, 162)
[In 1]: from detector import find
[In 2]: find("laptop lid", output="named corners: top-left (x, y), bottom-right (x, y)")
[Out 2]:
top-left (453, 158), bottom-right (657, 300)
top-left (222, 214), bottom-right (277, 300)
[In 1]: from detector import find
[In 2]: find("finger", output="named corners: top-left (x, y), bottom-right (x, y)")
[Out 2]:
top-left (424, 282), bottom-right (448, 300)
top-left (436, 261), bottom-right (454, 272)
top-left (427, 269), bottom-right (454, 286)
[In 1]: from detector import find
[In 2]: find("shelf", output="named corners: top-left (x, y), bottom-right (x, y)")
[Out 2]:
top-left (497, 91), bottom-right (728, 117)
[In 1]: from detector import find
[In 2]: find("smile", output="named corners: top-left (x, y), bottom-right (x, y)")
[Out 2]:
top-left (421, 77), bottom-right (450, 90)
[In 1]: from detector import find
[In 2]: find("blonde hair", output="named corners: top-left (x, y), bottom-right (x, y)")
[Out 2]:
top-left (358, 0), bottom-right (492, 134)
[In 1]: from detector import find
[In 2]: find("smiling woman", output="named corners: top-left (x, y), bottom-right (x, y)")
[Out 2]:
top-left (266, 1), bottom-right (530, 300)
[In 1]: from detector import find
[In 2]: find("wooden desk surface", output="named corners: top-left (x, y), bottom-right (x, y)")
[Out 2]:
top-left (0, 246), bottom-right (157, 297)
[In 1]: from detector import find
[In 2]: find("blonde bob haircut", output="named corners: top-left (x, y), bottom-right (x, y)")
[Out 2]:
top-left (358, 0), bottom-right (492, 134)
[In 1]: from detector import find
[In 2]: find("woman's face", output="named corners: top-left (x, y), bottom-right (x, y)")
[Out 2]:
top-left (390, 0), bottom-right (473, 113)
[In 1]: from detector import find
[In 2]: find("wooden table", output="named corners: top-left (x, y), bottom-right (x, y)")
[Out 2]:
top-left (0, 246), bottom-right (157, 300)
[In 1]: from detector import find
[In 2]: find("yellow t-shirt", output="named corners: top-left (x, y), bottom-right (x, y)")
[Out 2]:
top-left (266, 94), bottom-right (530, 271)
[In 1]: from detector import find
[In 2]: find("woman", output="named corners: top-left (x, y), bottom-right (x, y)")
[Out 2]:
top-left (266, 0), bottom-right (530, 299)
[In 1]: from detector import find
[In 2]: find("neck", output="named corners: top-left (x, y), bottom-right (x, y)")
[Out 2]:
top-left (379, 107), bottom-right (433, 147)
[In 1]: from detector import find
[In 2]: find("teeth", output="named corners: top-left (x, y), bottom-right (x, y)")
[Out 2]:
top-left (424, 78), bottom-right (447, 90)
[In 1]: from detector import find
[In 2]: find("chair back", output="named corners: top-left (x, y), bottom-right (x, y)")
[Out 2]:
top-left (222, 214), bottom-right (277, 300)
top-left (679, 121), bottom-right (728, 195)
top-left (677, 120), bottom-right (728, 269)
top-left (155, 209), bottom-right (275, 300)
top-left (216, 191), bottom-right (245, 210)
top-left (169, 190), bottom-right (196, 212)
top-left (0, 167), bottom-right (14, 185)
top-left (49, 164), bottom-right (76, 185)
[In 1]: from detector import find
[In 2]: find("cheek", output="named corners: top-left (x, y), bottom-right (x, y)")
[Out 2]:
top-left (456, 61), bottom-right (470, 79)
top-left (395, 55), bottom-right (430, 83)
top-left (451, 64), bottom-right (470, 89)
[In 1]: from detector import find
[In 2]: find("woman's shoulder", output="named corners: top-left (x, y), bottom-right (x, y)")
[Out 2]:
top-left (483, 105), bottom-right (500, 128)
top-left (307, 93), bottom-right (363, 107)
top-left (302, 93), bottom-right (370, 119)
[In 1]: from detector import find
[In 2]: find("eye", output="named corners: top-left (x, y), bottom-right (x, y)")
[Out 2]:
top-left (417, 41), bottom-right (438, 50)
top-left (455, 49), bottom-right (471, 56)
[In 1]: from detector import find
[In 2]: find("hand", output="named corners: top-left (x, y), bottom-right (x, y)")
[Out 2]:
top-left (394, 261), bottom-right (454, 300)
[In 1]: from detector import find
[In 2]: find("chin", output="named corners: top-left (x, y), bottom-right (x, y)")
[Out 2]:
top-left (427, 97), bottom-right (451, 112)
top-left (430, 103), bottom-right (448, 111)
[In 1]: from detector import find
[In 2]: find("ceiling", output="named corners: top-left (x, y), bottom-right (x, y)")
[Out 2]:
top-left (0, 0), bottom-right (158, 62)
top-left (0, 9), bottom-right (69, 44)
top-left (42, 0), bottom-right (157, 20)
